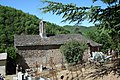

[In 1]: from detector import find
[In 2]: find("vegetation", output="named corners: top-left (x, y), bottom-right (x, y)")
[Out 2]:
top-left (63, 25), bottom-right (113, 52)
top-left (86, 29), bottom-right (113, 52)
top-left (0, 5), bottom-right (39, 59)
top-left (1, 4), bottom-right (107, 60)
top-left (40, 0), bottom-right (120, 50)
top-left (45, 22), bottom-right (70, 35)
top-left (40, 0), bottom-right (120, 79)
top-left (60, 40), bottom-right (87, 64)
top-left (1, 1), bottom-right (119, 61)
top-left (0, 0), bottom-right (119, 76)
top-left (0, 5), bottom-right (69, 59)
top-left (63, 25), bottom-right (97, 35)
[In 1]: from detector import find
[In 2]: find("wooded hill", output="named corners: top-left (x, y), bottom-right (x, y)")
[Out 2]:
top-left (63, 25), bottom-right (97, 35)
top-left (0, 5), bottom-right (96, 59)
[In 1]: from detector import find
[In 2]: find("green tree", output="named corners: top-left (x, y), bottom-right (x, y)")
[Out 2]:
top-left (86, 28), bottom-right (113, 52)
top-left (60, 40), bottom-right (87, 64)
top-left (0, 5), bottom-right (70, 59)
top-left (40, 0), bottom-right (120, 49)
top-left (7, 47), bottom-right (16, 59)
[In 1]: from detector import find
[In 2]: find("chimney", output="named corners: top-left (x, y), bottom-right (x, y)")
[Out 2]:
top-left (39, 21), bottom-right (47, 38)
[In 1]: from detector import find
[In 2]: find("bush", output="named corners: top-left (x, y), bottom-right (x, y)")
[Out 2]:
top-left (60, 40), bottom-right (87, 64)
top-left (7, 47), bottom-right (16, 59)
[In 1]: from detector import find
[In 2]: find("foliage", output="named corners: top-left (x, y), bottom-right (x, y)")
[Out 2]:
top-left (63, 25), bottom-right (113, 52)
top-left (7, 47), bottom-right (16, 59)
top-left (0, 5), bottom-right (69, 59)
top-left (40, 0), bottom-right (89, 23)
top-left (86, 28), bottom-right (112, 52)
top-left (92, 0), bottom-right (118, 5)
top-left (40, 0), bottom-right (120, 50)
top-left (0, 5), bottom-right (39, 59)
top-left (60, 40), bottom-right (87, 64)
top-left (63, 25), bottom-right (97, 35)
top-left (45, 22), bottom-right (70, 35)
top-left (63, 25), bottom-right (114, 52)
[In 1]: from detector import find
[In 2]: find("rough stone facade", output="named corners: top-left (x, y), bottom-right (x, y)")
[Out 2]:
top-left (16, 45), bottom-right (65, 69)
top-left (16, 45), bottom-right (91, 69)
top-left (15, 21), bottom-right (102, 69)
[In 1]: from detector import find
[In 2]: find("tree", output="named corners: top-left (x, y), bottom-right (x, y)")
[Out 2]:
top-left (40, 0), bottom-right (120, 49)
top-left (86, 28), bottom-right (113, 52)
top-left (0, 5), bottom-right (70, 59)
top-left (60, 40), bottom-right (87, 64)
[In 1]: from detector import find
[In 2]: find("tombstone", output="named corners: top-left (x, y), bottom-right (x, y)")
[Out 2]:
top-left (112, 50), bottom-right (119, 59)
top-left (24, 70), bottom-right (28, 80)
top-left (108, 49), bottom-right (112, 55)
top-left (17, 72), bottom-right (23, 80)
top-left (40, 64), bottom-right (43, 72)
top-left (27, 76), bottom-right (32, 80)
top-left (13, 76), bottom-right (18, 80)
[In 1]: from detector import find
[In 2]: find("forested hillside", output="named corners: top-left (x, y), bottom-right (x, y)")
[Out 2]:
top-left (1, 5), bottom-right (110, 59)
top-left (1, 4), bottom-right (116, 74)
top-left (0, 5), bottom-right (115, 60)
top-left (0, 5), bottom-right (70, 59)
top-left (0, 5), bottom-right (40, 59)
top-left (0, 5), bottom-right (72, 74)
top-left (63, 24), bottom-right (117, 51)
top-left (63, 25), bottom-right (97, 35)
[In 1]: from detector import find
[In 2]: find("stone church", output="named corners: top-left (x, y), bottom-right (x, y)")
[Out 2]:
top-left (14, 21), bottom-right (101, 69)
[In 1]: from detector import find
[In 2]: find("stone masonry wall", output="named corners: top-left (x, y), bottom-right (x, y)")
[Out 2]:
top-left (17, 48), bottom-right (65, 68)
top-left (16, 45), bottom-right (90, 69)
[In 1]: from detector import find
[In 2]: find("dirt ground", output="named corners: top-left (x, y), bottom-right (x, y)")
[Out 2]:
top-left (5, 63), bottom-right (120, 80)
top-left (55, 68), bottom-right (120, 80)
top-left (38, 63), bottom-right (120, 80)
top-left (5, 70), bottom-right (120, 80)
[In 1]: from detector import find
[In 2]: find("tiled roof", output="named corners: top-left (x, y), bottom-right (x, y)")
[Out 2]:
top-left (14, 34), bottom-right (102, 47)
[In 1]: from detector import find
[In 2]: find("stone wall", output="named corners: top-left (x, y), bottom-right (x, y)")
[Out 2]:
top-left (16, 45), bottom-right (65, 69)
top-left (16, 45), bottom-right (90, 69)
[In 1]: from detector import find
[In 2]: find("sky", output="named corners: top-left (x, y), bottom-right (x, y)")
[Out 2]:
top-left (0, 0), bottom-right (107, 27)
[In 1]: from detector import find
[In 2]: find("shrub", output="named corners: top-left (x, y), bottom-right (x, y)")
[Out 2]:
top-left (60, 40), bottom-right (87, 64)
